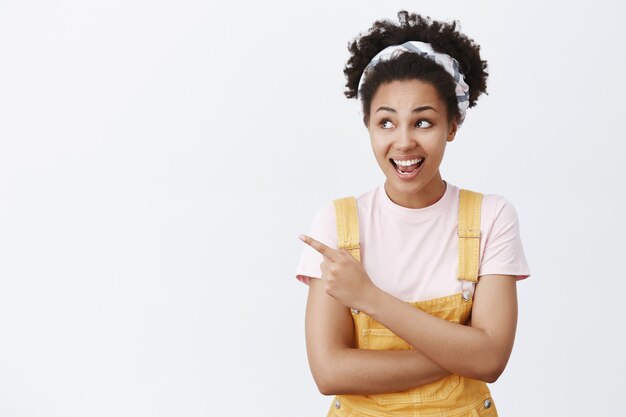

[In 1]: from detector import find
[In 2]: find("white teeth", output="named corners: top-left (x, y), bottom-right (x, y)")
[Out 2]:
top-left (393, 158), bottom-right (424, 166)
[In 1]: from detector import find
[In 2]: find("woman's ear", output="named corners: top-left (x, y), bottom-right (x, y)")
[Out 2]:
top-left (447, 120), bottom-right (459, 142)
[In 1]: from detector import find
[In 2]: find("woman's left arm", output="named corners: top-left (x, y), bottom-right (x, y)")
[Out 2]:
top-left (364, 274), bottom-right (518, 383)
top-left (299, 234), bottom-right (518, 384)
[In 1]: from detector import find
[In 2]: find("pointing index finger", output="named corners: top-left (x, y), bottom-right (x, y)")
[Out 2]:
top-left (299, 234), bottom-right (339, 262)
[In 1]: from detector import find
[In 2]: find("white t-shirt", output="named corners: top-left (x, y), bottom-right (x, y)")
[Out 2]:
top-left (295, 181), bottom-right (531, 302)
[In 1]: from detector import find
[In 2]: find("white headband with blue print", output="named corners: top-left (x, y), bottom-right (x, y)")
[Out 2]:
top-left (357, 41), bottom-right (471, 125)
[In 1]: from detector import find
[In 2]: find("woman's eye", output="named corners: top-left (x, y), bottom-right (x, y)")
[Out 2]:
top-left (416, 120), bottom-right (432, 128)
top-left (380, 120), bottom-right (395, 129)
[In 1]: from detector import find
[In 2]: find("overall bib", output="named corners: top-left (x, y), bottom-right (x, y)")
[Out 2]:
top-left (326, 189), bottom-right (497, 417)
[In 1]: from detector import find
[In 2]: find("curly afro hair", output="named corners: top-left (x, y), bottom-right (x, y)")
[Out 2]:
top-left (344, 11), bottom-right (488, 126)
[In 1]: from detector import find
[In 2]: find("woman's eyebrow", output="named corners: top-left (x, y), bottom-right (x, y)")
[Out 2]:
top-left (413, 105), bottom-right (437, 113)
top-left (375, 105), bottom-right (437, 113)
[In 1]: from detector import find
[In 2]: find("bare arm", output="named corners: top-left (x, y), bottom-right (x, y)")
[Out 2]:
top-left (362, 274), bottom-right (518, 383)
top-left (305, 277), bottom-right (451, 396)
top-left (299, 234), bottom-right (518, 390)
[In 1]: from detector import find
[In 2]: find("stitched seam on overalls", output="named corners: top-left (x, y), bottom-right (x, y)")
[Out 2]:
top-left (457, 189), bottom-right (482, 283)
top-left (335, 391), bottom-right (495, 417)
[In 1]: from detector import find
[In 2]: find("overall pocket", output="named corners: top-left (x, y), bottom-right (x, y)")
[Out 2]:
top-left (360, 328), bottom-right (411, 350)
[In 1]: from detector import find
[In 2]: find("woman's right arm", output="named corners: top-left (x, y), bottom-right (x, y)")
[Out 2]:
top-left (305, 277), bottom-right (451, 396)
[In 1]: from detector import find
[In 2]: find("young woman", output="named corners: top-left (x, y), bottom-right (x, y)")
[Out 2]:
top-left (295, 11), bottom-right (531, 417)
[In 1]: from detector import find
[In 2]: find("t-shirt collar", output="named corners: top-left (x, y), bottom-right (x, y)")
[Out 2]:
top-left (377, 180), bottom-right (456, 223)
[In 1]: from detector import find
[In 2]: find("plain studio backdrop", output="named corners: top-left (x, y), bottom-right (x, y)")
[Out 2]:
top-left (0, 0), bottom-right (624, 416)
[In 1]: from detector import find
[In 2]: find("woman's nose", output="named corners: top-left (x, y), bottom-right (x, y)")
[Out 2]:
top-left (394, 127), bottom-right (417, 150)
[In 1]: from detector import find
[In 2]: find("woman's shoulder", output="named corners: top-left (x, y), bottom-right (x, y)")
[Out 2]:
top-left (481, 191), bottom-right (520, 221)
top-left (472, 189), bottom-right (531, 280)
top-left (453, 185), bottom-right (523, 232)
top-left (469, 189), bottom-right (526, 242)
top-left (456, 185), bottom-right (517, 214)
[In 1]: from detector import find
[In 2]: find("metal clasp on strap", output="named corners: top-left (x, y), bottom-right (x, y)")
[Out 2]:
top-left (460, 280), bottom-right (475, 302)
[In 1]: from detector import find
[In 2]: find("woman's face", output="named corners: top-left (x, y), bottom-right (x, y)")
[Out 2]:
top-left (367, 79), bottom-right (458, 209)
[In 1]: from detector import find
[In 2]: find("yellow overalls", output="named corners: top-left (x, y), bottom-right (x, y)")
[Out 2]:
top-left (326, 189), bottom-right (497, 417)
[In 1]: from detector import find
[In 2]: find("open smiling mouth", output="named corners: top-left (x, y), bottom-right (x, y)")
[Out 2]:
top-left (390, 157), bottom-right (425, 176)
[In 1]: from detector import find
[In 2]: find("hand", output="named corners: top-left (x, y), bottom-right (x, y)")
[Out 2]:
top-left (299, 234), bottom-right (379, 312)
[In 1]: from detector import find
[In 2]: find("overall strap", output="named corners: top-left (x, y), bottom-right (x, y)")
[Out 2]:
top-left (333, 196), bottom-right (361, 262)
top-left (457, 189), bottom-right (483, 282)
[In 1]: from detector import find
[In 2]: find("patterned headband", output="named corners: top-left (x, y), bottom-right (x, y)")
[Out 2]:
top-left (357, 41), bottom-right (470, 125)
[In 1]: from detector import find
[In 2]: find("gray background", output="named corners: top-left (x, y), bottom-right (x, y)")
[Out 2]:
top-left (1, 0), bottom-right (624, 416)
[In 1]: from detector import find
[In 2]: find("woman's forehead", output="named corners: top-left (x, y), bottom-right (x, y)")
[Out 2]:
top-left (371, 80), bottom-right (445, 111)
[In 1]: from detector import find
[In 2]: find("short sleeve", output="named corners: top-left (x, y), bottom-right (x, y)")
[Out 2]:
top-left (294, 201), bottom-right (338, 286)
top-left (478, 197), bottom-right (531, 280)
